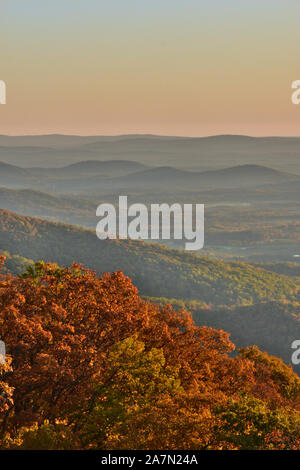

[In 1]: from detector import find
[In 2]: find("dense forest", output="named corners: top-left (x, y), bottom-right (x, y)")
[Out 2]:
top-left (0, 209), bottom-right (299, 373)
top-left (0, 250), bottom-right (33, 275)
top-left (0, 209), bottom-right (299, 307)
top-left (145, 297), bottom-right (300, 366)
top-left (1, 257), bottom-right (300, 450)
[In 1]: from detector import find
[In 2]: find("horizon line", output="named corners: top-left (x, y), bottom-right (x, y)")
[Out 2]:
top-left (1, 133), bottom-right (300, 139)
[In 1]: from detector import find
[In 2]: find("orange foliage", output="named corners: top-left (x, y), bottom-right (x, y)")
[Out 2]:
top-left (0, 259), bottom-right (300, 449)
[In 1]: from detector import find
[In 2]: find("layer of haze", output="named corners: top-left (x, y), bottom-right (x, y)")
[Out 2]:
top-left (1, 0), bottom-right (300, 136)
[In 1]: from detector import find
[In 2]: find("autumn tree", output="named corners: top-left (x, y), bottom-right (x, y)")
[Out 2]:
top-left (1, 258), bottom-right (300, 450)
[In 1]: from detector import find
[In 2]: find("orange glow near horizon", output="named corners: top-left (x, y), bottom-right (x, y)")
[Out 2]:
top-left (1, 1), bottom-right (300, 137)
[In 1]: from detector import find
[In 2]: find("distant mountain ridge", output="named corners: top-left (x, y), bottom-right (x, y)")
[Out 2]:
top-left (1, 134), bottom-right (300, 170)
top-left (101, 164), bottom-right (300, 192)
top-left (1, 133), bottom-right (300, 147)
top-left (0, 160), bottom-right (298, 193)
top-left (29, 160), bottom-right (148, 177)
top-left (0, 159), bottom-right (149, 190)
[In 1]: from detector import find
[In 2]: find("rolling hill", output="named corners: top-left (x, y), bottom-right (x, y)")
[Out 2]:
top-left (103, 164), bottom-right (299, 192)
top-left (0, 208), bottom-right (300, 370)
top-left (29, 159), bottom-right (148, 177)
top-left (0, 187), bottom-right (96, 226)
top-left (0, 208), bottom-right (299, 307)
top-left (1, 134), bottom-right (300, 172)
top-left (0, 162), bottom-right (39, 188)
top-left (1, 158), bottom-right (298, 194)
top-left (0, 159), bottom-right (148, 191)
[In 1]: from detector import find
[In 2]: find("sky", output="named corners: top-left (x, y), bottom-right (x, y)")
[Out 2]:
top-left (1, 0), bottom-right (300, 136)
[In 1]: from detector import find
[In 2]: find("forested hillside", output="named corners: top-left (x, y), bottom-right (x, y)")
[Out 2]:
top-left (1, 209), bottom-right (299, 371)
top-left (0, 209), bottom-right (299, 307)
top-left (1, 258), bottom-right (300, 450)
top-left (0, 250), bottom-right (33, 275)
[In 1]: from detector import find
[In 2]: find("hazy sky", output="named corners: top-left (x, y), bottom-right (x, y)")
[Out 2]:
top-left (1, 0), bottom-right (300, 136)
